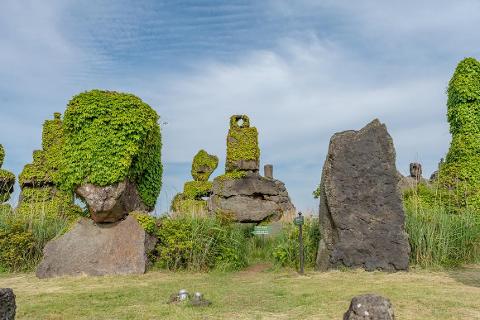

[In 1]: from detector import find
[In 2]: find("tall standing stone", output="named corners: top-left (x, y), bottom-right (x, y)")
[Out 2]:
top-left (316, 119), bottom-right (410, 271)
top-left (0, 288), bottom-right (16, 320)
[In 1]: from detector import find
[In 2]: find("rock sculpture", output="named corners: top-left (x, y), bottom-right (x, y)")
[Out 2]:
top-left (0, 145), bottom-right (15, 207)
top-left (171, 150), bottom-right (218, 214)
top-left (398, 162), bottom-right (429, 192)
top-left (17, 113), bottom-right (78, 218)
top-left (36, 90), bottom-right (161, 278)
top-left (0, 288), bottom-right (16, 320)
top-left (343, 294), bottom-right (395, 320)
top-left (209, 115), bottom-right (294, 222)
top-left (316, 119), bottom-right (410, 271)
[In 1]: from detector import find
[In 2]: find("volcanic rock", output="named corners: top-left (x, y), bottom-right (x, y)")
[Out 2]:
top-left (209, 173), bottom-right (294, 222)
top-left (76, 179), bottom-right (149, 223)
top-left (343, 294), bottom-right (395, 320)
top-left (316, 119), bottom-right (410, 271)
top-left (36, 215), bottom-right (156, 278)
top-left (0, 288), bottom-right (16, 320)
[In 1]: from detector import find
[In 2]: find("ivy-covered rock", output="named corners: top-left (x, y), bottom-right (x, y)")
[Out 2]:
top-left (191, 150), bottom-right (218, 181)
top-left (18, 114), bottom-right (80, 219)
top-left (183, 181), bottom-right (213, 199)
top-left (0, 144), bottom-right (4, 168)
top-left (58, 90), bottom-right (163, 211)
top-left (438, 58), bottom-right (480, 210)
top-left (226, 115), bottom-right (260, 173)
top-left (0, 145), bottom-right (15, 204)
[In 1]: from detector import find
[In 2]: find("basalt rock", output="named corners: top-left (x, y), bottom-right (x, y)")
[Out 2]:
top-left (209, 173), bottom-right (294, 222)
top-left (316, 119), bottom-right (410, 272)
top-left (36, 215), bottom-right (157, 278)
top-left (343, 294), bottom-right (395, 320)
top-left (76, 179), bottom-right (150, 223)
top-left (0, 288), bottom-right (16, 320)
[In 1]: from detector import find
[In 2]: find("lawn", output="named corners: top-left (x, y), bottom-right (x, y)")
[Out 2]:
top-left (1, 265), bottom-right (479, 319)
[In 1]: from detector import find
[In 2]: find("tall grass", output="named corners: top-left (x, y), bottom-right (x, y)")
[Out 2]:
top-left (404, 191), bottom-right (480, 268)
top-left (0, 200), bottom-right (73, 272)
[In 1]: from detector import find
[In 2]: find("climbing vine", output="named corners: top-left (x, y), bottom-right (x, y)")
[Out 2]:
top-left (58, 90), bottom-right (163, 208)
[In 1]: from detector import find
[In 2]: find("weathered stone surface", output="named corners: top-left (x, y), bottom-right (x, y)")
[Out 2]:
top-left (36, 215), bottom-right (156, 278)
top-left (264, 164), bottom-right (273, 179)
top-left (76, 179), bottom-right (149, 223)
top-left (409, 162), bottom-right (422, 180)
top-left (343, 294), bottom-right (395, 320)
top-left (209, 174), bottom-right (294, 222)
top-left (316, 119), bottom-right (410, 272)
top-left (0, 288), bottom-right (16, 320)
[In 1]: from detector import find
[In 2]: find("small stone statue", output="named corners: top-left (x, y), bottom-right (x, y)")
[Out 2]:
top-left (409, 162), bottom-right (422, 181)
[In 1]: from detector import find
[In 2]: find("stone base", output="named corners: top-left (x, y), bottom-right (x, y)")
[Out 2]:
top-left (36, 215), bottom-right (157, 278)
top-left (209, 173), bottom-right (295, 222)
top-left (343, 294), bottom-right (395, 320)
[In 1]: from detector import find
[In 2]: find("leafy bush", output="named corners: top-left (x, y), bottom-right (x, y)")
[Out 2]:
top-left (131, 211), bottom-right (157, 235)
top-left (59, 90), bottom-right (163, 208)
top-left (154, 215), bottom-right (247, 271)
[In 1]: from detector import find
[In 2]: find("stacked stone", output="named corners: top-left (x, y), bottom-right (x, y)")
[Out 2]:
top-left (209, 115), bottom-right (295, 223)
top-left (0, 144), bottom-right (15, 207)
top-left (171, 150), bottom-right (218, 213)
top-left (17, 113), bottom-right (77, 219)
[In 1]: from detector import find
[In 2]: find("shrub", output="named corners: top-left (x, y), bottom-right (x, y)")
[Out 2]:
top-left (131, 211), bottom-right (157, 235)
top-left (154, 215), bottom-right (247, 271)
top-left (438, 57), bottom-right (480, 210)
top-left (59, 90), bottom-right (163, 208)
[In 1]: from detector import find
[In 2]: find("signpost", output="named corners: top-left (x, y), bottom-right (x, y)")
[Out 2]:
top-left (294, 212), bottom-right (305, 275)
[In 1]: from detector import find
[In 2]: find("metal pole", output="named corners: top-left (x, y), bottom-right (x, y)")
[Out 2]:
top-left (299, 213), bottom-right (304, 275)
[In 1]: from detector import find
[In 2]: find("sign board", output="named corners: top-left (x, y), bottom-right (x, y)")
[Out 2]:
top-left (252, 226), bottom-right (271, 235)
top-left (293, 216), bottom-right (304, 226)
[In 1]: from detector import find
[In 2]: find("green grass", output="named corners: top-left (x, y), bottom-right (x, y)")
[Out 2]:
top-left (1, 266), bottom-right (479, 319)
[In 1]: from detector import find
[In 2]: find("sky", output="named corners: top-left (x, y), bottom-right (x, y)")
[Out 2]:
top-left (1, 0), bottom-right (480, 214)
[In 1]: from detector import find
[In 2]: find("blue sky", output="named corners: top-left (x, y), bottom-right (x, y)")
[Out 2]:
top-left (1, 0), bottom-right (480, 214)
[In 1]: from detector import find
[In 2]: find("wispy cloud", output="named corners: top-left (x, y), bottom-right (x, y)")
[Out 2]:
top-left (0, 0), bottom-right (479, 213)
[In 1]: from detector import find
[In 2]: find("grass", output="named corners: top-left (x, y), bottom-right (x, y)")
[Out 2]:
top-left (1, 266), bottom-right (479, 319)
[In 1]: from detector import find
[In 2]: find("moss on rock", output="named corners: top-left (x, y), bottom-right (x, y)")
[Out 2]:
top-left (58, 90), bottom-right (163, 208)
top-left (191, 150), bottom-right (218, 181)
top-left (226, 115), bottom-right (260, 173)
top-left (170, 193), bottom-right (208, 214)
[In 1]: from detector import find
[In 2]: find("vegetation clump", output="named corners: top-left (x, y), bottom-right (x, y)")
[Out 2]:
top-left (58, 90), bottom-right (163, 208)
top-left (171, 149), bottom-right (217, 214)
top-left (17, 113), bottom-right (80, 219)
top-left (191, 150), bottom-right (218, 181)
top-left (0, 144), bottom-right (15, 204)
top-left (438, 57), bottom-right (480, 210)
top-left (226, 115), bottom-right (260, 173)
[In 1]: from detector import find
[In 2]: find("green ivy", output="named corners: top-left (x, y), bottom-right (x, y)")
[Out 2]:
top-left (170, 193), bottom-right (208, 214)
top-left (0, 145), bottom-right (15, 203)
top-left (438, 57), bottom-right (480, 210)
top-left (226, 115), bottom-right (260, 172)
top-left (191, 150), bottom-right (218, 181)
top-left (18, 114), bottom-right (80, 219)
top-left (131, 211), bottom-right (157, 235)
top-left (183, 181), bottom-right (213, 199)
top-left (0, 144), bottom-right (4, 168)
top-left (58, 90), bottom-right (163, 208)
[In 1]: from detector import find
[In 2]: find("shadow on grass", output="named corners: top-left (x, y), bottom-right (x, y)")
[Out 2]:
top-left (448, 265), bottom-right (480, 288)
